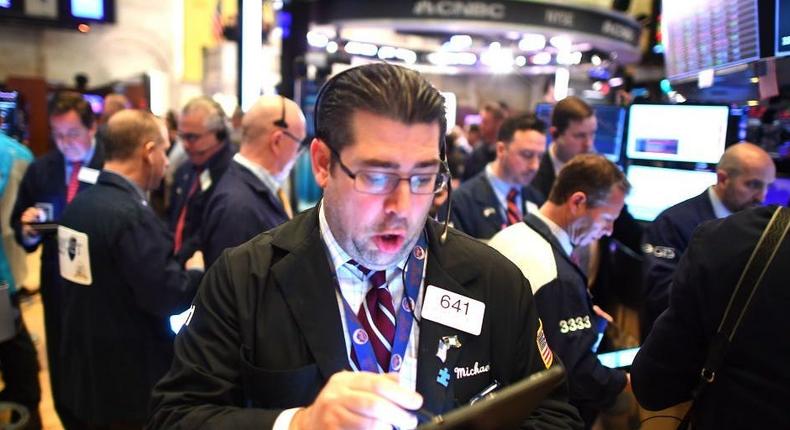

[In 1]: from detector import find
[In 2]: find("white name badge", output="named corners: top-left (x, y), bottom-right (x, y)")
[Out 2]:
top-left (422, 285), bottom-right (485, 335)
top-left (199, 169), bottom-right (212, 192)
top-left (77, 166), bottom-right (100, 184)
top-left (57, 225), bottom-right (93, 286)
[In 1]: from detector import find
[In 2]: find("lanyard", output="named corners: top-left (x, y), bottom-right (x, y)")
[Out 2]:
top-left (338, 232), bottom-right (428, 373)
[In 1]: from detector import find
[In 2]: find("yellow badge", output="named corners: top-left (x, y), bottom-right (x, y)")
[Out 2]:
top-left (536, 318), bottom-right (554, 369)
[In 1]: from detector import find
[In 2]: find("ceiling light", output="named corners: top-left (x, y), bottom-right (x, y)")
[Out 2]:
top-left (519, 34), bottom-right (546, 51)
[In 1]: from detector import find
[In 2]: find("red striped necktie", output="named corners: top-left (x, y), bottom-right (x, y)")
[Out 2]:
top-left (506, 187), bottom-right (522, 225)
top-left (349, 261), bottom-right (396, 371)
top-left (66, 161), bottom-right (82, 204)
top-left (173, 167), bottom-right (203, 253)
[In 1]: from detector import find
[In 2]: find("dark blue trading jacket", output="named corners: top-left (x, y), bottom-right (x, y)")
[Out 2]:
top-left (523, 214), bottom-right (627, 418)
top-left (640, 190), bottom-right (716, 338)
top-left (201, 160), bottom-right (289, 267)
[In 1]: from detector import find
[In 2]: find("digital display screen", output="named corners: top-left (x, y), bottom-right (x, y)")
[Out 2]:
top-left (765, 177), bottom-right (790, 206)
top-left (71, 0), bottom-right (104, 20)
top-left (535, 103), bottom-right (625, 163)
top-left (0, 0), bottom-right (11, 9)
top-left (626, 165), bottom-right (717, 222)
top-left (0, 91), bottom-right (18, 135)
top-left (778, 0), bottom-right (790, 57)
top-left (626, 104), bottom-right (729, 164)
top-left (662, 0), bottom-right (760, 80)
top-left (82, 93), bottom-right (103, 114)
top-left (598, 347), bottom-right (640, 369)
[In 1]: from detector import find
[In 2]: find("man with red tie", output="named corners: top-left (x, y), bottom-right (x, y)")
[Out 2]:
top-left (443, 114), bottom-right (547, 241)
top-left (168, 97), bottom-right (235, 258)
top-left (149, 63), bottom-right (581, 430)
top-left (11, 90), bottom-right (105, 429)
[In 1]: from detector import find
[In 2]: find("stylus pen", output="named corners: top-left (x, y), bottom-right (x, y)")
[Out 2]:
top-left (470, 380), bottom-right (500, 404)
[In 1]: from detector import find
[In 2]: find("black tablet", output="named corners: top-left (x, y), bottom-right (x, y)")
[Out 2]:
top-left (418, 365), bottom-right (565, 430)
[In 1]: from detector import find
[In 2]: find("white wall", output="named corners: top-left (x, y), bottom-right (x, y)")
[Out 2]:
top-left (0, 0), bottom-right (183, 109)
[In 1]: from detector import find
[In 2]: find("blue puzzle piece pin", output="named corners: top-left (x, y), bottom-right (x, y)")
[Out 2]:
top-left (437, 367), bottom-right (451, 387)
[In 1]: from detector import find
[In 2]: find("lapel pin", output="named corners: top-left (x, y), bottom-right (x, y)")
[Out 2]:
top-left (436, 335), bottom-right (462, 363)
top-left (483, 207), bottom-right (496, 217)
top-left (436, 367), bottom-right (451, 387)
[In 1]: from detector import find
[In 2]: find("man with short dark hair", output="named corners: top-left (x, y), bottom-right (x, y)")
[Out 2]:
top-left (57, 110), bottom-right (204, 428)
top-left (461, 102), bottom-right (507, 181)
top-left (641, 142), bottom-right (776, 338)
top-left (169, 96), bottom-right (235, 256)
top-left (148, 63), bottom-right (582, 430)
top-left (532, 96), bottom-right (596, 198)
top-left (490, 154), bottom-right (630, 426)
top-left (201, 95), bottom-right (307, 266)
top-left (11, 91), bottom-right (105, 428)
top-left (446, 113), bottom-right (546, 241)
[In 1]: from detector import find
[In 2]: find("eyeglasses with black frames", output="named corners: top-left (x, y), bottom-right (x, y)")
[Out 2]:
top-left (328, 146), bottom-right (450, 195)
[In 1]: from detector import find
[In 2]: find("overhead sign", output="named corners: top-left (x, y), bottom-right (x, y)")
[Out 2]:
top-left (320, 0), bottom-right (641, 48)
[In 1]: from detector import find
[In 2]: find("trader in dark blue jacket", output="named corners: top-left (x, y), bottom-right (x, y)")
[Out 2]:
top-left (641, 142), bottom-right (775, 338)
top-left (169, 97), bottom-right (235, 257)
top-left (202, 95), bottom-right (306, 266)
top-left (11, 91), bottom-right (104, 428)
top-left (490, 154), bottom-right (631, 426)
top-left (633, 205), bottom-right (790, 428)
top-left (57, 110), bottom-right (204, 428)
top-left (445, 114), bottom-right (546, 241)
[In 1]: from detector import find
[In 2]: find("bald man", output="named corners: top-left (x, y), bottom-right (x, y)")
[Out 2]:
top-left (201, 95), bottom-right (306, 266)
top-left (641, 142), bottom-right (775, 338)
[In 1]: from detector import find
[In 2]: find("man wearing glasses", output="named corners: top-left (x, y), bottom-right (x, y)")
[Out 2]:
top-left (12, 91), bottom-right (105, 429)
top-left (169, 96), bottom-right (235, 257)
top-left (201, 95), bottom-right (307, 266)
top-left (149, 63), bottom-right (582, 430)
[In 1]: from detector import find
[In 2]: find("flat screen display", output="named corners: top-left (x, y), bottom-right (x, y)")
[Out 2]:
top-left (535, 103), bottom-right (625, 163)
top-left (626, 104), bottom-right (729, 164)
top-left (0, 90), bottom-right (18, 136)
top-left (0, 0), bottom-right (11, 9)
top-left (82, 93), bottom-right (103, 115)
top-left (764, 177), bottom-right (790, 206)
top-left (778, 0), bottom-right (790, 57)
top-left (626, 165), bottom-right (717, 222)
top-left (71, 0), bottom-right (104, 20)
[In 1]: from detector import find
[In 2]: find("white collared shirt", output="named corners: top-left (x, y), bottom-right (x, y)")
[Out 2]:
top-left (318, 202), bottom-right (423, 386)
top-left (534, 210), bottom-right (574, 257)
top-left (232, 153), bottom-right (280, 196)
top-left (708, 186), bottom-right (733, 219)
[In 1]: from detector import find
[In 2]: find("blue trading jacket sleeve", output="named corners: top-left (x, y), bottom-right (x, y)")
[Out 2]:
top-left (641, 214), bottom-right (688, 329)
top-left (632, 224), bottom-right (710, 410)
top-left (535, 280), bottom-right (627, 410)
top-left (115, 210), bottom-right (202, 318)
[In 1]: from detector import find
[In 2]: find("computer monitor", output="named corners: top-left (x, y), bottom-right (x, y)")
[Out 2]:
top-left (626, 165), bottom-right (717, 222)
top-left (765, 176), bottom-right (790, 206)
top-left (0, 90), bottom-right (18, 136)
top-left (593, 105), bottom-right (626, 163)
top-left (535, 103), bottom-right (625, 163)
top-left (82, 93), bottom-right (104, 115)
top-left (626, 104), bottom-right (729, 164)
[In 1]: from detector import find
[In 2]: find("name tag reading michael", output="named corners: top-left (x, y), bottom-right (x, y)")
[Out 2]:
top-left (422, 285), bottom-right (485, 335)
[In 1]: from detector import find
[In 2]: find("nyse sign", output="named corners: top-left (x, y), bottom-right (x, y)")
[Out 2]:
top-left (545, 9), bottom-right (574, 27)
top-left (412, 1), bottom-right (506, 20)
